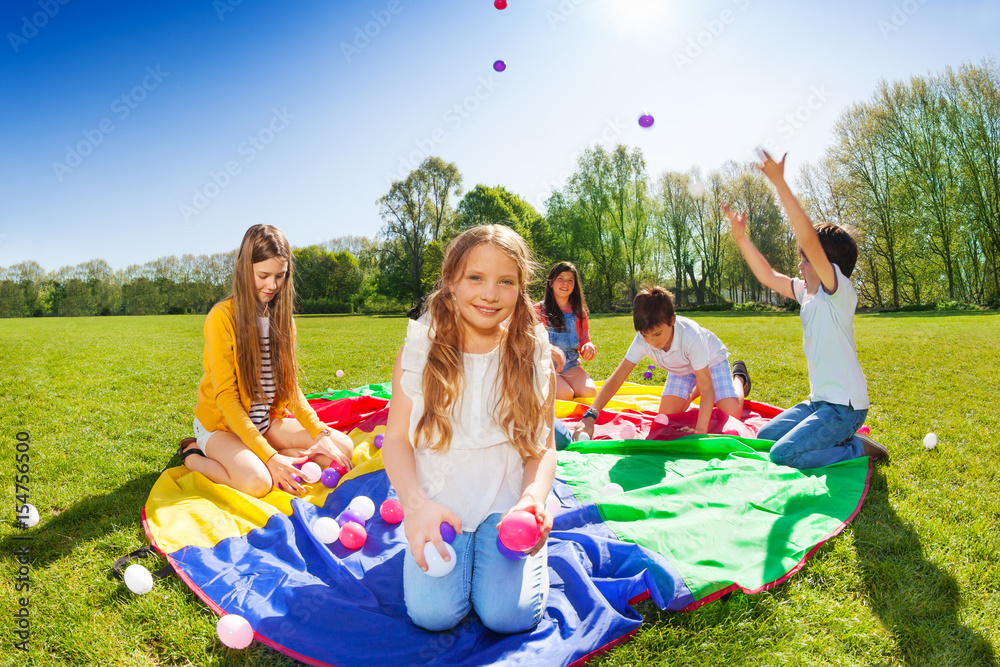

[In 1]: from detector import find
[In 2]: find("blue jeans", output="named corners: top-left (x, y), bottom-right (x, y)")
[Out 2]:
top-left (402, 512), bottom-right (549, 633)
top-left (758, 400), bottom-right (867, 469)
top-left (553, 418), bottom-right (572, 450)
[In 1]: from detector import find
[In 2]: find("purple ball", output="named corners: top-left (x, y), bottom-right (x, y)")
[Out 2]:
top-left (638, 113), bottom-right (654, 128)
top-left (493, 59), bottom-right (506, 72)
top-left (291, 474), bottom-right (302, 484)
top-left (496, 535), bottom-right (527, 561)
top-left (373, 434), bottom-right (384, 450)
top-left (338, 509), bottom-right (366, 527)
top-left (648, 364), bottom-right (656, 370)
top-left (320, 468), bottom-right (341, 488)
top-left (440, 522), bottom-right (456, 544)
top-left (643, 371), bottom-right (653, 379)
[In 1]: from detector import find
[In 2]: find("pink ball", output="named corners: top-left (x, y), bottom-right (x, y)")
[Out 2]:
top-left (299, 461), bottom-right (322, 484)
top-left (380, 499), bottom-right (404, 523)
top-left (498, 510), bottom-right (541, 553)
top-left (216, 614), bottom-right (253, 649)
top-left (339, 522), bottom-right (367, 549)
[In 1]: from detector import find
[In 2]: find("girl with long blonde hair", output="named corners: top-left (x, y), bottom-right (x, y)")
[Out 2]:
top-left (382, 224), bottom-right (557, 634)
top-left (179, 224), bottom-right (354, 497)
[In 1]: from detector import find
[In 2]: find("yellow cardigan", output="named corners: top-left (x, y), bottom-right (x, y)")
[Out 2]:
top-left (194, 299), bottom-right (326, 462)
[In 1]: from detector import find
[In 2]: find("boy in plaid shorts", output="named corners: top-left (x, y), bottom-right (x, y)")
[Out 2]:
top-left (575, 286), bottom-right (750, 439)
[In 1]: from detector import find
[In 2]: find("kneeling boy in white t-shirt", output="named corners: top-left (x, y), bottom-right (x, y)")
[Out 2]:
top-left (574, 286), bottom-right (750, 439)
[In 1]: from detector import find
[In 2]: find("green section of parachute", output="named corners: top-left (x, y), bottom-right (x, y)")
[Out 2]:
top-left (556, 436), bottom-right (869, 599)
top-left (305, 382), bottom-right (393, 402)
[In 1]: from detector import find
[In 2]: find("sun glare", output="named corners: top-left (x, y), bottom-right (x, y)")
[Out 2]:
top-left (599, 0), bottom-right (675, 35)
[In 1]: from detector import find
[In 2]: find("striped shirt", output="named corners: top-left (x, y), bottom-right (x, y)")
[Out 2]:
top-left (248, 316), bottom-right (276, 433)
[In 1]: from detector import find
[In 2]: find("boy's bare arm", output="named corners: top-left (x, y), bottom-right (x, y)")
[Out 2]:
top-left (693, 366), bottom-right (715, 434)
top-left (758, 151), bottom-right (836, 293)
top-left (575, 357), bottom-right (637, 437)
top-left (723, 204), bottom-right (795, 300)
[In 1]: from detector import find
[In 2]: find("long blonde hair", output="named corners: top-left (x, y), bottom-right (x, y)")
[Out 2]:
top-left (229, 224), bottom-right (298, 407)
top-left (417, 225), bottom-right (546, 459)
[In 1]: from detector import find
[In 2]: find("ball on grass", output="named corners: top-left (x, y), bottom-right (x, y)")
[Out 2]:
top-left (923, 432), bottom-right (938, 450)
top-left (336, 369), bottom-right (344, 378)
top-left (217, 614), bottom-right (254, 650)
top-left (124, 563), bottom-right (154, 595)
top-left (16, 503), bottom-right (39, 529)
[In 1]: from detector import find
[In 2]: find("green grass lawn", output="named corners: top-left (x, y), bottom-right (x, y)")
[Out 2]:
top-left (1, 312), bottom-right (997, 666)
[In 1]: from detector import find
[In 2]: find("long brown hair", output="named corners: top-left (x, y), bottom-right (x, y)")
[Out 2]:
top-left (416, 225), bottom-right (547, 459)
top-left (542, 261), bottom-right (588, 332)
top-left (229, 224), bottom-right (298, 407)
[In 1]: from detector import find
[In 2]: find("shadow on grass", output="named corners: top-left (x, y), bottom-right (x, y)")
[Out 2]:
top-left (1, 472), bottom-right (163, 570)
top-left (853, 466), bottom-right (996, 666)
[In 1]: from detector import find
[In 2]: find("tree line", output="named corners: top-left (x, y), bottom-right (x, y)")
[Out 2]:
top-left (2, 60), bottom-right (997, 318)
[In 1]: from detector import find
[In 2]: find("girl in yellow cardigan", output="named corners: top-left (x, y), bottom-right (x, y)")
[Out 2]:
top-left (179, 225), bottom-right (354, 497)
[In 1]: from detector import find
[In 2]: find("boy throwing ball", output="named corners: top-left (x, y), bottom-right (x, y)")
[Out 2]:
top-left (723, 150), bottom-right (887, 469)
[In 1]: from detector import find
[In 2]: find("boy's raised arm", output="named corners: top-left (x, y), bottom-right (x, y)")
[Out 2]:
top-left (723, 204), bottom-right (795, 300)
top-left (758, 151), bottom-right (836, 293)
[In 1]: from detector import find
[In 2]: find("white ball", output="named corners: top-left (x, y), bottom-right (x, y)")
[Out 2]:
top-left (312, 517), bottom-right (341, 544)
top-left (620, 424), bottom-right (636, 440)
top-left (546, 495), bottom-right (560, 518)
top-left (687, 177), bottom-right (705, 200)
top-left (753, 145), bottom-right (768, 163)
top-left (16, 504), bottom-right (39, 528)
top-left (575, 432), bottom-right (590, 442)
top-left (422, 541), bottom-right (457, 578)
top-left (336, 369), bottom-right (345, 378)
top-left (600, 482), bottom-right (624, 498)
top-left (124, 563), bottom-right (154, 595)
top-left (654, 414), bottom-right (670, 426)
top-left (347, 496), bottom-right (376, 521)
top-left (923, 432), bottom-right (937, 450)
top-left (299, 461), bottom-right (322, 484)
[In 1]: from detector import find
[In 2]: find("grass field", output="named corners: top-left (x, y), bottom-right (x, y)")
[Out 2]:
top-left (1, 311), bottom-right (998, 666)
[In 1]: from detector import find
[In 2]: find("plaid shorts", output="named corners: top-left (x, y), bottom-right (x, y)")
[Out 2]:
top-left (661, 359), bottom-right (738, 401)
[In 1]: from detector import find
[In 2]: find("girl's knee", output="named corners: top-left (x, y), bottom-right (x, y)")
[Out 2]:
top-left (477, 602), bottom-right (543, 635)
top-left (242, 472), bottom-right (273, 498)
top-left (407, 605), bottom-right (468, 632)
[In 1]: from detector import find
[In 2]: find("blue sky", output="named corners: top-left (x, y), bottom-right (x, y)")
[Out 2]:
top-left (1, 0), bottom-right (997, 272)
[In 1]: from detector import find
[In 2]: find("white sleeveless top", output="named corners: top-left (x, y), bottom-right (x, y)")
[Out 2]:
top-left (398, 318), bottom-right (552, 532)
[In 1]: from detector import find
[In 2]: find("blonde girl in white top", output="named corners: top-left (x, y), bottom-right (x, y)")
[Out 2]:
top-left (382, 224), bottom-right (557, 634)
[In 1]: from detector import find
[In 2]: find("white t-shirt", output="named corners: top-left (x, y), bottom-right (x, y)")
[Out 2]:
top-left (398, 318), bottom-right (552, 532)
top-left (624, 315), bottom-right (728, 375)
top-left (792, 263), bottom-right (869, 409)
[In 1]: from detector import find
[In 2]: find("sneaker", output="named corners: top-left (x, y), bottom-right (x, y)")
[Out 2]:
top-left (731, 360), bottom-right (751, 398)
top-left (858, 433), bottom-right (889, 461)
